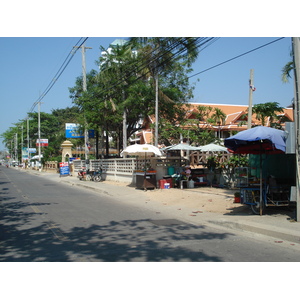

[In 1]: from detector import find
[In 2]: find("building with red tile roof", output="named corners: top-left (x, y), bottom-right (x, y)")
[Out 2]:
top-left (136, 102), bottom-right (294, 145)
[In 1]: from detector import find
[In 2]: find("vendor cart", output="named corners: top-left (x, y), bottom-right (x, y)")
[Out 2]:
top-left (225, 126), bottom-right (288, 216)
top-left (240, 182), bottom-right (291, 215)
top-left (135, 171), bottom-right (156, 190)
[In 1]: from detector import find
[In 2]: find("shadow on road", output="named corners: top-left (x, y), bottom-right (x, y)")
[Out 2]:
top-left (0, 195), bottom-right (232, 262)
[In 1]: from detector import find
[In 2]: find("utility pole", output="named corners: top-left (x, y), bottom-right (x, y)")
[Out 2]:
top-left (21, 125), bottom-right (23, 164)
top-left (74, 44), bottom-right (92, 163)
top-left (38, 101), bottom-right (42, 171)
top-left (122, 89), bottom-right (127, 150)
top-left (123, 110), bottom-right (127, 149)
top-left (155, 74), bottom-right (159, 147)
top-left (248, 69), bottom-right (254, 129)
top-left (292, 37), bottom-right (300, 221)
top-left (14, 133), bottom-right (17, 162)
top-left (27, 118), bottom-right (30, 164)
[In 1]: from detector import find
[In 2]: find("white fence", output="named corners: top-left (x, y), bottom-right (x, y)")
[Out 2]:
top-left (190, 152), bottom-right (232, 167)
top-left (73, 157), bottom-right (187, 183)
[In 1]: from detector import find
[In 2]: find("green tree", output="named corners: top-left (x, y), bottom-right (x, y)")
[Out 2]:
top-left (69, 38), bottom-right (199, 155)
top-left (128, 37), bottom-right (200, 145)
top-left (1, 107), bottom-right (82, 163)
top-left (251, 102), bottom-right (284, 127)
top-left (70, 43), bottom-right (152, 156)
top-left (210, 107), bottom-right (226, 126)
top-left (219, 155), bottom-right (249, 186)
top-left (281, 60), bottom-right (293, 83)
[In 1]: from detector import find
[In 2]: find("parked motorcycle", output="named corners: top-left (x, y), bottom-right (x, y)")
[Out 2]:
top-left (78, 168), bottom-right (102, 182)
top-left (89, 168), bottom-right (103, 182)
top-left (77, 168), bottom-right (91, 181)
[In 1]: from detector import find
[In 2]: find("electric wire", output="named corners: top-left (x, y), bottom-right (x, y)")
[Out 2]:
top-left (99, 37), bottom-right (196, 82)
top-left (188, 37), bottom-right (286, 79)
top-left (94, 37), bottom-right (197, 96)
top-left (29, 37), bottom-right (89, 112)
top-left (97, 37), bottom-right (216, 97)
top-left (28, 37), bottom-right (285, 114)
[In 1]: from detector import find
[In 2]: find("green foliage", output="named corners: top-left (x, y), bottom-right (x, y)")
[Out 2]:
top-left (219, 155), bottom-right (249, 184)
top-left (251, 102), bottom-right (284, 127)
top-left (1, 107), bottom-right (82, 163)
top-left (68, 38), bottom-right (200, 154)
top-left (203, 154), bottom-right (249, 185)
top-left (206, 156), bottom-right (219, 171)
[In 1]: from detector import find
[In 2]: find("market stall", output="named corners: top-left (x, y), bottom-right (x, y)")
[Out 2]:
top-left (120, 144), bottom-right (162, 190)
top-left (225, 126), bottom-right (289, 215)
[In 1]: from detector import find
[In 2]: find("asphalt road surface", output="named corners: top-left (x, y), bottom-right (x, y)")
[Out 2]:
top-left (1, 166), bottom-right (300, 262)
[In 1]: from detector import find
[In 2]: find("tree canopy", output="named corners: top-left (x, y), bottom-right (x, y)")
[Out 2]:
top-left (252, 102), bottom-right (284, 127)
top-left (69, 38), bottom-right (201, 154)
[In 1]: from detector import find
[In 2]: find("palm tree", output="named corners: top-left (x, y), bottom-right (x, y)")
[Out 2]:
top-left (210, 107), bottom-right (227, 139)
top-left (281, 60), bottom-right (294, 83)
top-left (281, 46), bottom-right (296, 83)
top-left (252, 102), bottom-right (284, 127)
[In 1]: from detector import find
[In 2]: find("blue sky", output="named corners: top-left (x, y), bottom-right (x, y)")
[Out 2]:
top-left (0, 37), bottom-right (293, 150)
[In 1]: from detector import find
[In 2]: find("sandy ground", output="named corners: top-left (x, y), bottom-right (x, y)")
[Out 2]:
top-left (144, 187), bottom-right (247, 214)
top-left (105, 180), bottom-right (248, 215)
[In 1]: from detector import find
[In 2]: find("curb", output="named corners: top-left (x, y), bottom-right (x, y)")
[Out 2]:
top-left (208, 220), bottom-right (300, 244)
top-left (62, 180), bottom-right (112, 196)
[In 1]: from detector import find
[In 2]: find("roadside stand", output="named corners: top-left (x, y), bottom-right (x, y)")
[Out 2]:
top-left (121, 144), bottom-right (162, 190)
top-left (225, 126), bottom-right (294, 215)
top-left (164, 143), bottom-right (200, 189)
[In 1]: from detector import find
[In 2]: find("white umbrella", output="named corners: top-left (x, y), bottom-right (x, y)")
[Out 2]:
top-left (31, 154), bottom-right (43, 160)
top-left (120, 144), bottom-right (162, 157)
top-left (121, 144), bottom-right (162, 177)
top-left (167, 143), bottom-right (200, 151)
top-left (164, 143), bottom-right (199, 166)
top-left (198, 143), bottom-right (229, 153)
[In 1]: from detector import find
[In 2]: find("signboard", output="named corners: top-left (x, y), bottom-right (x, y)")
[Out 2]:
top-left (23, 147), bottom-right (37, 154)
top-left (65, 123), bottom-right (94, 138)
top-left (66, 123), bottom-right (84, 138)
top-left (28, 148), bottom-right (37, 153)
top-left (59, 162), bottom-right (70, 176)
top-left (22, 147), bottom-right (28, 161)
top-left (36, 139), bottom-right (48, 147)
top-left (88, 129), bottom-right (95, 138)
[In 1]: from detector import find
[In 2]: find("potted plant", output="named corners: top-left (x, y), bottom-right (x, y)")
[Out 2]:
top-left (234, 191), bottom-right (241, 203)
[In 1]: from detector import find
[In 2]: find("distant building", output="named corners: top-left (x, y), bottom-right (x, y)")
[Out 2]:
top-left (101, 39), bottom-right (128, 57)
top-left (136, 103), bottom-right (294, 145)
top-left (100, 39), bottom-right (137, 65)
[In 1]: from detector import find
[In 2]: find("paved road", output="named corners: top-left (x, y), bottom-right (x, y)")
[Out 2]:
top-left (1, 166), bottom-right (300, 261)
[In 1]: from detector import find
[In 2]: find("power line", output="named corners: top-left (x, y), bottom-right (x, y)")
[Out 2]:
top-left (29, 37), bottom-right (89, 112)
top-left (94, 38), bottom-right (196, 96)
top-left (188, 37), bottom-right (285, 79)
top-left (98, 37), bottom-right (217, 97)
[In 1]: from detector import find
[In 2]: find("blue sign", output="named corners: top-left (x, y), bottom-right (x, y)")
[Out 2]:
top-left (59, 162), bottom-right (70, 176)
top-left (65, 123), bottom-right (84, 138)
top-left (65, 123), bottom-right (95, 138)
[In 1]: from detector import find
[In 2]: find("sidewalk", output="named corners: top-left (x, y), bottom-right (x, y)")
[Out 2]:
top-left (23, 168), bottom-right (300, 245)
